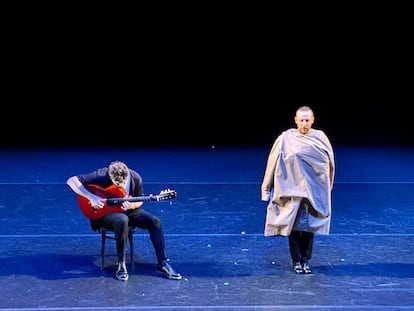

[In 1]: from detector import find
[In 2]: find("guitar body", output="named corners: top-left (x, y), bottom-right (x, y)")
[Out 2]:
top-left (78, 184), bottom-right (127, 220)
top-left (77, 184), bottom-right (177, 220)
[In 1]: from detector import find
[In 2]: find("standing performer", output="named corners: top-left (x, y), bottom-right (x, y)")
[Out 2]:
top-left (261, 106), bottom-right (335, 274)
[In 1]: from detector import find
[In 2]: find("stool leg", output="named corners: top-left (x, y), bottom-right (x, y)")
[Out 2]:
top-left (128, 230), bottom-right (134, 271)
top-left (101, 231), bottom-right (106, 270)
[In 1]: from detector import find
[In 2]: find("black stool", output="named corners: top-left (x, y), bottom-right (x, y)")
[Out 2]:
top-left (97, 226), bottom-right (137, 270)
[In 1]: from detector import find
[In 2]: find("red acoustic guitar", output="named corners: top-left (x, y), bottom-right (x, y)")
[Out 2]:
top-left (78, 184), bottom-right (177, 220)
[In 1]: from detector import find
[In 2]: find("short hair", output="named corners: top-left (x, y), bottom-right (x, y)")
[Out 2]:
top-left (108, 161), bottom-right (129, 186)
top-left (296, 106), bottom-right (314, 115)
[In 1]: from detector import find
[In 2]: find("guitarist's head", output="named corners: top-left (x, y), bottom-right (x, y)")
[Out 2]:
top-left (109, 161), bottom-right (129, 188)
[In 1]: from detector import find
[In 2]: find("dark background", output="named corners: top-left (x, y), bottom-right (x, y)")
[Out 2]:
top-left (5, 5), bottom-right (413, 148)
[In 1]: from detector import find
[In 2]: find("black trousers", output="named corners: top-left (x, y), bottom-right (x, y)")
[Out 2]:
top-left (97, 208), bottom-right (168, 265)
top-left (288, 230), bottom-right (314, 264)
top-left (288, 198), bottom-right (316, 263)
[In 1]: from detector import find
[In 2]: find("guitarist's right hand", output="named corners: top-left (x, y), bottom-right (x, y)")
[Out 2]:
top-left (67, 176), bottom-right (106, 210)
top-left (89, 195), bottom-right (105, 210)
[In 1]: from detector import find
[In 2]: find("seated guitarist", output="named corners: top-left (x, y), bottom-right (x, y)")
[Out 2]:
top-left (66, 160), bottom-right (182, 281)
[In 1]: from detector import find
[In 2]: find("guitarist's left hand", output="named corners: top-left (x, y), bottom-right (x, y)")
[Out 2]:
top-left (120, 199), bottom-right (143, 210)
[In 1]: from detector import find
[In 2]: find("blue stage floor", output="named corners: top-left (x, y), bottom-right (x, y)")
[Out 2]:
top-left (0, 145), bottom-right (413, 310)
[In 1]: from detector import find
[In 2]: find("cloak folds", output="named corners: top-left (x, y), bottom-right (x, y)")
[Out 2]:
top-left (261, 129), bottom-right (335, 237)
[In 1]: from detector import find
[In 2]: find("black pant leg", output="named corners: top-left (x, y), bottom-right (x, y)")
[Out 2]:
top-left (128, 208), bottom-right (168, 264)
top-left (99, 212), bottom-right (129, 263)
top-left (299, 231), bottom-right (314, 263)
top-left (288, 230), bottom-right (301, 263)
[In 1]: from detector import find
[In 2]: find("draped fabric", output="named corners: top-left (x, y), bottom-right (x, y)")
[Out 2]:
top-left (261, 128), bottom-right (335, 236)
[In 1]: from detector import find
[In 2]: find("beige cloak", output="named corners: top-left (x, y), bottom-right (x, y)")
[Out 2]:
top-left (261, 128), bottom-right (335, 237)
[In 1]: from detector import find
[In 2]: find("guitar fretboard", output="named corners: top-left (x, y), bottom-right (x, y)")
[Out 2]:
top-left (106, 195), bottom-right (159, 205)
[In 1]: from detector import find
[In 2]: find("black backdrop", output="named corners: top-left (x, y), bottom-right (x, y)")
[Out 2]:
top-left (5, 6), bottom-right (413, 148)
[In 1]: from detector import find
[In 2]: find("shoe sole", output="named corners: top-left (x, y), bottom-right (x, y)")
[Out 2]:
top-left (156, 269), bottom-right (182, 280)
top-left (116, 273), bottom-right (129, 281)
top-left (116, 275), bottom-right (129, 281)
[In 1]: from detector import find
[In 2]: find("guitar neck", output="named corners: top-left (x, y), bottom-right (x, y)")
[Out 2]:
top-left (106, 195), bottom-right (159, 206)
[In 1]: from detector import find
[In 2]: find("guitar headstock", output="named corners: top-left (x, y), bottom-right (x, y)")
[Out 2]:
top-left (157, 189), bottom-right (177, 201)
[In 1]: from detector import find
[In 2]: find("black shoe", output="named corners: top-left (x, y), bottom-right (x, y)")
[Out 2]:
top-left (293, 262), bottom-right (303, 274)
top-left (116, 263), bottom-right (129, 281)
top-left (157, 261), bottom-right (182, 280)
top-left (302, 262), bottom-right (313, 274)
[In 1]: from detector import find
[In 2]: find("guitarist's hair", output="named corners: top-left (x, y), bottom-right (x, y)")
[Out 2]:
top-left (109, 161), bottom-right (129, 187)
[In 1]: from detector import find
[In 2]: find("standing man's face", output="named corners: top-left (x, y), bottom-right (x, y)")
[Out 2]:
top-left (295, 111), bottom-right (314, 134)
